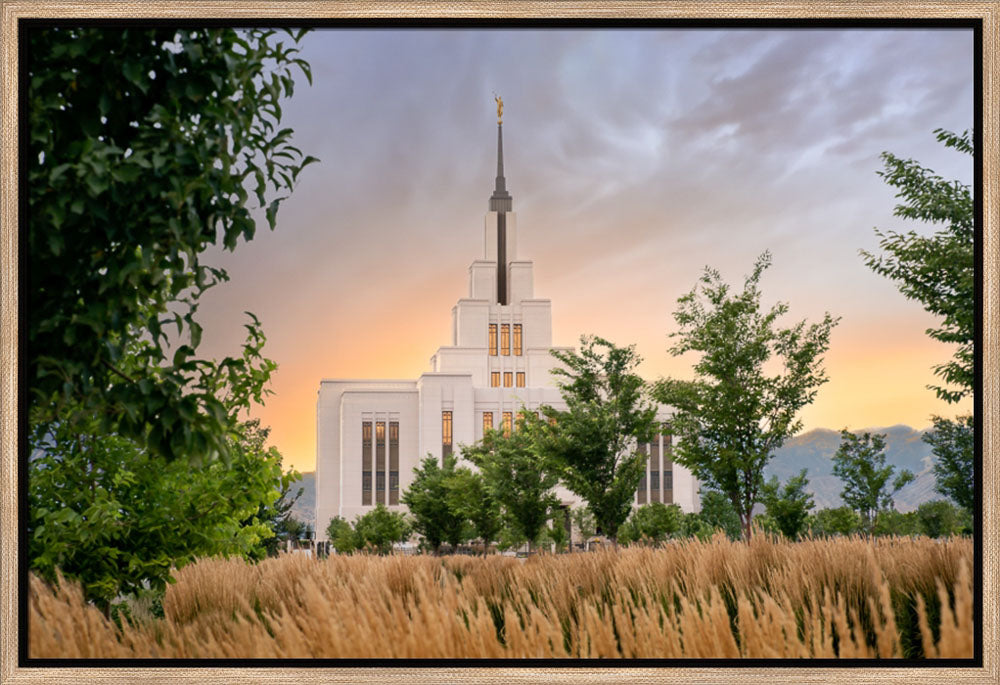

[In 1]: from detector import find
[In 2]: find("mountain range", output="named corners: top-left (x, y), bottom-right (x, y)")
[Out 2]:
top-left (288, 425), bottom-right (944, 526)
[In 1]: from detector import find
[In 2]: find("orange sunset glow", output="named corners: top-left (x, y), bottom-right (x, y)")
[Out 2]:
top-left (192, 28), bottom-right (973, 473)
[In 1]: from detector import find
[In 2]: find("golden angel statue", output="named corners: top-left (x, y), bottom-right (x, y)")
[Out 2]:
top-left (495, 94), bottom-right (503, 124)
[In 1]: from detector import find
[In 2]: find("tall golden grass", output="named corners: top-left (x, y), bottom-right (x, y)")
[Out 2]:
top-left (29, 534), bottom-right (972, 658)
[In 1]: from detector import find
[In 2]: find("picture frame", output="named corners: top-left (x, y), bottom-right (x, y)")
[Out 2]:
top-left (1, 2), bottom-right (997, 683)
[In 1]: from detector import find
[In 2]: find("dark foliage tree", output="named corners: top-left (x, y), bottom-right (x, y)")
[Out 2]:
top-left (861, 130), bottom-right (974, 518)
top-left (400, 454), bottom-right (468, 554)
top-left (463, 425), bottom-right (559, 550)
top-left (27, 27), bottom-right (316, 464)
top-left (535, 336), bottom-right (658, 543)
top-left (760, 469), bottom-right (815, 541)
top-left (832, 430), bottom-right (915, 537)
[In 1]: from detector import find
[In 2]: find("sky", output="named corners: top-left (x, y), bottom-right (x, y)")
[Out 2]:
top-left (194, 28), bottom-right (975, 473)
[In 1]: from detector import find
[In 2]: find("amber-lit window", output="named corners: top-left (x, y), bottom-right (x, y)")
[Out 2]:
top-left (516, 372), bottom-right (525, 387)
top-left (442, 411), bottom-right (453, 457)
top-left (376, 421), bottom-right (386, 501)
top-left (489, 324), bottom-right (498, 356)
top-left (549, 417), bottom-right (557, 427)
top-left (362, 421), bottom-right (372, 505)
top-left (513, 324), bottom-right (522, 355)
top-left (503, 372), bottom-right (513, 387)
top-left (500, 324), bottom-right (510, 355)
top-left (502, 412), bottom-right (513, 437)
top-left (491, 371), bottom-right (501, 387)
top-left (389, 421), bottom-right (399, 505)
top-left (483, 412), bottom-right (493, 433)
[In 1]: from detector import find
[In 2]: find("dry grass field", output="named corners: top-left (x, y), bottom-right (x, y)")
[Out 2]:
top-left (29, 534), bottom-right (973, 659)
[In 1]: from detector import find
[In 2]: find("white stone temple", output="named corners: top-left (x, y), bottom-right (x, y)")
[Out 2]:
top-left (315, 110), bottom-right (699, 540)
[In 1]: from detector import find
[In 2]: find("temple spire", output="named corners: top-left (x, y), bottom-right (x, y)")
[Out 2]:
top-left (489, 95), bottom-right (512, 212)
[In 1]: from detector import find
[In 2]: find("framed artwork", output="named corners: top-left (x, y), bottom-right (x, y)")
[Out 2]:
top-left (2, 2), bottom-right (996, 684)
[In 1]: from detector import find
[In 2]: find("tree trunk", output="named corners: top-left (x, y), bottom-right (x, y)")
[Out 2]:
top-left (743, 513), bottom-right (753, 543)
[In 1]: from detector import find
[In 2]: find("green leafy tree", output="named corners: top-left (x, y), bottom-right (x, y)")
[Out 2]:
top-left (873, 509), bottom-right (920, 537)
top-left (832, 430), bottom-right (915, 537)
top-left (571, 506), bottom-right (597, 550)
top-left (535, 336), bottom-right (658, 543)
top-left (679, 513), bottom-right (714, 541)
top-left (924, 414), bottom-right (974, 512)
top-left (29, 416), bottom-right (287, 612)
top-left (760, 469), bottom-right (815, 541)
top-left (543, 514), bottom-right (570, 553)
top-left (618, 502), bottom-right (684, 546)
top-left (27, 27), bottom-right (316, 464)
top-left (325, 516), bottom-right (359, 555)
top-left (862, 129), bottom-right (973, 404)
top-left (809, 506), bottom-right (862, 538)
top-left (654, 253), bottom-right (838, 542)
top-left (353, 504), bottom-right (411, 555)
top-left (861, 130), bottom-right (974, 520)
top-left (401, 454), bottom-right (468, 554)
top-left (462, 425), bottom-right (559, 550)
top-left (446, 468), bottom-right (503, 555)
top-left (236, 419), bottom-right (303, 558)
top-left (915, 500), bottom-right (964, 539)
top-left (697, 490), bottom-right (744, 541)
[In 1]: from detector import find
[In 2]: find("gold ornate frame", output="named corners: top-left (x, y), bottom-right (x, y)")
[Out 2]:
top-left (1, 2), bottom-right (996, 683)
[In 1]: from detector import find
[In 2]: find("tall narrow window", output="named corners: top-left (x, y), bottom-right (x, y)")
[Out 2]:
top-left (516, 371), bottom-right (525, 387)
top-left (664, 468), bottom-right (673, 504)
top-left (503, 371), bottom-right (513, 387)
top-left (442, 411), bottom-right (453, 458)
top-left (483, 412), bottom-right (494, 433)
top-left (389, 421), bottom-right (399, 505)
top-left (491, 371), bottom-right (501, 387)
top-left (362, 421), bottom-right (372, 505)
top-left (650, 437), bottom-right (661, 503)
top-left (637, 442), bottom-right (648, 505)
top-left (502, 412), bottom-right (512, 437)
top-left (488, 324), bottom-right (498, 356)
top-left (513, 324), bottom-right (522, 355)
top-left (376, 421), bottom-right (386, 503)
top-left (500, 324), bottom-right (510, 355)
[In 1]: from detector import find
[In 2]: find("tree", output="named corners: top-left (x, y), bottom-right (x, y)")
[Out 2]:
top-left (400, 454), bottom-right (468, 554)
top-left (654, 253), bottom-right (838, 541)
top-left (915, 500), bottom-right (964, 539)
top-left (571, 506), bottom-right (597, 550)
top-left (760, 469), bottom-right (815, 541)
top-left (463, 425), bottom-right (559, 550)
top-left (873, 509), bottom-right (920, 537)
top-left (446, 468), bottom-right (503, 555)
top-left (27, 27), bottom-right (316, 464)
top-left (535, 336), bottom-right (658, 543)
top-left (618, 502), bottom-right (683, 545)
top-left (697, 490), bottom-right (743, 541)
top-left (325, 516), bottom-right (359, 555)
top-left (924, 414), bottom-right (974, 512)
top-left (237, 419), bottom-right (303, 558)
top-left (861, 130), bottom-right (974, 519)
top-left (861, 129), bottom-right (973, 404)
top-left (353, 504), bottom-right (411, 555)
top-left (832, 430), bottom-right (915, 537)
top-left (29, 416), bottom-right (287, 612)
top-left (544, 514), bottom-right (570, 553)
top-left (809, 507), bottom-right (862, 538)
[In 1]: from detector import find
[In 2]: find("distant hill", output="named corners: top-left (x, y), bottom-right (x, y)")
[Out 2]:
top-left (291, 426), bottom-right (946, 527)
top-left (765, 425), bottom-right (938, 512)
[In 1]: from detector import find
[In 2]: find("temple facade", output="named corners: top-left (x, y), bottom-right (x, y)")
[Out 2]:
top-left (315, 112), bottom-right (699, 541)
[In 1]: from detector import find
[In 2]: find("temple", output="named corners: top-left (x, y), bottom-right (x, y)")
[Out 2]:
top-left (315, 107), bottom-right (699, 541)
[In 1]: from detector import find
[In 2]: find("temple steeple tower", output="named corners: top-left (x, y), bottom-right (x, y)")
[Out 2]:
top-left (490, 96), bottom-right (512, 304)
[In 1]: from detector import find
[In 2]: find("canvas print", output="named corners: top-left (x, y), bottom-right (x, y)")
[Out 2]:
top-left (24, 24), bottom-right (976, 660)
